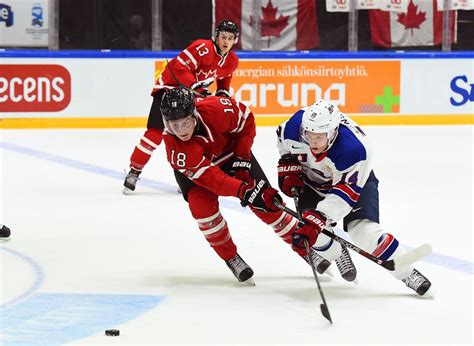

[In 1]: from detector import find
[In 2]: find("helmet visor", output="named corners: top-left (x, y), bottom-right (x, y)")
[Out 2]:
top-left (166, 115), bottom-right (195, 136)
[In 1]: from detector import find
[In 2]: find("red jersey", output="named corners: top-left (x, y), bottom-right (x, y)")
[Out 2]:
top-left (153, 39), bottom-right (238, 95)
top-left (162, 96), bottom-right (255, 197)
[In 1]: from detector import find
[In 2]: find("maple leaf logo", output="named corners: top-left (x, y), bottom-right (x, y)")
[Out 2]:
top-left (397, 0), bottom-right (427, 36)
top-left (249, 0), bottom-right (289, 47)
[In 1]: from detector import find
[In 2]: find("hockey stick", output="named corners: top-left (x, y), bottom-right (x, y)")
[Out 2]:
top-left (165, 59), bottom-right (207, 98)
top-left (292, 189), bottom-right (332, 324)
top-left (273, 198), bottom-right (432, 271)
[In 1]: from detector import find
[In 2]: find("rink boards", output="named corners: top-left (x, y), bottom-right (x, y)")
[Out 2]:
top-left (0, 50), bottom-right (473, 127)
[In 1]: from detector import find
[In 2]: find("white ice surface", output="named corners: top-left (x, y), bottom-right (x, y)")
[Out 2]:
top-left (0, 126), bottom-right (472, 345)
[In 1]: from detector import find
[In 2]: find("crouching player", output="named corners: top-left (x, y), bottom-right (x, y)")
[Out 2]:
top-left (277, 100), bottom-right (431, 295)
top-left (158, 87), bottom-right (326, 284)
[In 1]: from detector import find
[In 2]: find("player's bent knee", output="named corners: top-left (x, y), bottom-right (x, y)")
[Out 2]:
top-left (347, 219), bottom-right (383, 253)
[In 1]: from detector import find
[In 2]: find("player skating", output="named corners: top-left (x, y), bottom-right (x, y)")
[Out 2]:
top-left (123, 20), bottom-right (240, 194)
top-left (277, 100), bottom-right (432, 295)
top-left (157, 87), bottom-right (327, 284)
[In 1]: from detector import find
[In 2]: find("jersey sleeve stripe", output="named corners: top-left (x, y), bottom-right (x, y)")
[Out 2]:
top-left (137, 143), bottom-right (153, 155)
top-left (212, 152), bottom-right (234, 165)
top-left (182, 49), bottom-right (198, 69)
top-left (331, 189), bottom-right (358, 208)
top-left (333, 183), bottom-right (361, 202)
top-left (235, 103), bottom-right (251, 133)
top-left (189, 165), bottom-right (209, 179)
top-left (141, 136), bottom-right (159, 148)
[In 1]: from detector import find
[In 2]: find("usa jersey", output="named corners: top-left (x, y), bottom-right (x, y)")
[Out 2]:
top-left (152, 39), bottom-right (238, 94)
top-left (163, 96), bottom-right (254, 197)
top-left (276, 109), bottom-right (373, 222)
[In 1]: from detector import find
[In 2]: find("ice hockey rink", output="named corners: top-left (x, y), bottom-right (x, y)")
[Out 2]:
top-left (0, 125), bottom-right (472, 345)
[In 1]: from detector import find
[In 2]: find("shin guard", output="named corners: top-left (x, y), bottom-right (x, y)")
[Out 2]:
top-left (348, 219), bottom-right (412, 279)
top-left (252, 208), bottom-right (298, 244)
top-left (196, 211), bottom-right (236, 261)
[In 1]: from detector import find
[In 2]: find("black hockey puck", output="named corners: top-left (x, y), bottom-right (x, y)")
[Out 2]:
top-left (105, 329), bottom-right (120, 336)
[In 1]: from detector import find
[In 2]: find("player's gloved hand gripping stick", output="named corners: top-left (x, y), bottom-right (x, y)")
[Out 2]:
top-left (165, 59), bottom-right (209, 98)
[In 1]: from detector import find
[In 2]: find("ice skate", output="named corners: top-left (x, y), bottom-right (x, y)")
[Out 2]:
top-left (123, 168), bottom-right (141, 194)
top-left (303, 248), bottom-right (332, 275)
top-left (402, 268), bottom-right (431, 296)
top-left (0, 224), bottom-right (11, 241)
top-left (335, 246), bottom-right (357, 282)
top-left (225, 253), bottom-right (255, 285)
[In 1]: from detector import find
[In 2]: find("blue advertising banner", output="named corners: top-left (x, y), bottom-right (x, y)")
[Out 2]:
top-left (0, 0), bottom-right (48, 47)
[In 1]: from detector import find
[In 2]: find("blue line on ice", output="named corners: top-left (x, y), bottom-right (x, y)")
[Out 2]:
top-left (2, 141), bottom-right (472, 275)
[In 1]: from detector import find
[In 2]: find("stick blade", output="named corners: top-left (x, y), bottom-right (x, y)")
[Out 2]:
top-left (320, 304), bottom-right (333, 324)
top-left (394, 244), bottom-right (432, 269)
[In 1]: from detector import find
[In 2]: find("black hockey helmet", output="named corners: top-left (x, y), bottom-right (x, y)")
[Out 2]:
top-left (215, 20), bottom-right (239, 43)
top-left (160, 87), bottom-right (195, 121)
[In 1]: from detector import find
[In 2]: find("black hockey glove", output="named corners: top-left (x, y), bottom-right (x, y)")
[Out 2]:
top-left (191, 80), bottom-right (212, 97)
top-left (238, 179), bottom-right (282, 213)
top-left (229, 157), bottom-right (252, 184)
top-left (191, 80), bottom-right (213, 90)
top-left (215, 89), bottom-right (231, 97)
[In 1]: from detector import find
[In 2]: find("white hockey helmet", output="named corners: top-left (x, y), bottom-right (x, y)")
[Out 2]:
top-left (301, 99), bottom-right (341, 150)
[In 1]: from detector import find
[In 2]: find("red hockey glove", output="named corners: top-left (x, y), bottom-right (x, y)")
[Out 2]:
top-left (291, 210), bottom-right (326, 253)
top-left (238, 179), bottom-right (283, 213)
top-left (215, 89), bottom-right (231, 97)
top-left (278, 154), bottom-right (304, 197)
top-left (229, 157), bottom-right (252, 184)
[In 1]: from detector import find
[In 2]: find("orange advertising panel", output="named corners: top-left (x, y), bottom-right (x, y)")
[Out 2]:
top-left (155, 59), bottom-right (400, 116)
top-left (229, 60), bottom-right (400, 116)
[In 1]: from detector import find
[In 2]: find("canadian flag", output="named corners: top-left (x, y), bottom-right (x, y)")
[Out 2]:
top-left (369, 0), bottom-right (457, 47)
top-left (213, 0), bottom-right (318, 50)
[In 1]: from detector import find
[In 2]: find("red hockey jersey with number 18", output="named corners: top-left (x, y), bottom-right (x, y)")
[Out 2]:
top-left (152, 39), bottom-right (239, 94)
top-left (162, 96), bottom-right (255, 197)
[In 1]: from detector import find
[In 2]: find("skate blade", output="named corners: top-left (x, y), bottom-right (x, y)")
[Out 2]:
top-left (241, 277), bottom-right (256, 286)
top-left (122, 187), bottom-right (134, 195)
top-left (323, 267), bottom-right (334, 277)
top-left (421, 289), bottom-right (435, 299)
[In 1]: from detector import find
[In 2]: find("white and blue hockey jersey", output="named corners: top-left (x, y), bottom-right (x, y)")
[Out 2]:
top-left (276, 108), bottom-right (373, 222)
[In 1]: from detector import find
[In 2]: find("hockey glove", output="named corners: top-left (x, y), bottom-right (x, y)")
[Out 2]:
top-left (278, 154), bottom-right (305, 197)
top-left (191, 80), bottom-right (213, 90)
top-left (229, 157), bottom-right (252, 184)
top-left (239, 179), bottom-right (283, 213)
top-left (215, 89), bottom-right (231, 97)
top-left (291, 210), bottom-right (326, 251)
top-left (194, 88), bottom-right (212, 97)
top-left (191, 81), bottom-right (212, 97)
